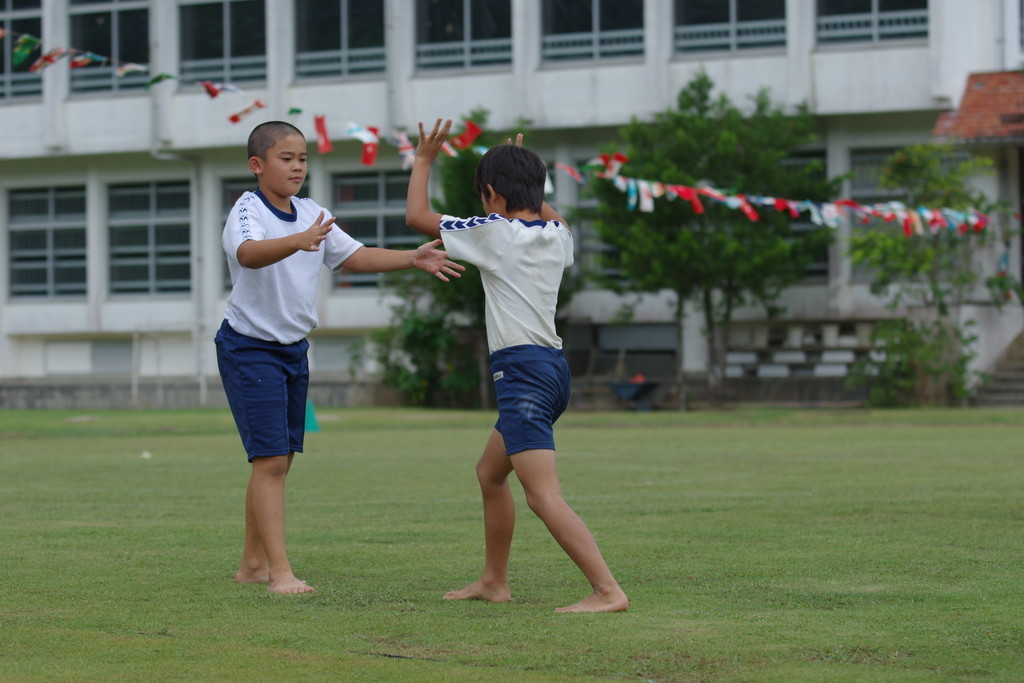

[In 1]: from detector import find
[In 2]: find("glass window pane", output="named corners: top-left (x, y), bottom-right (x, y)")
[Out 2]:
top-left (297, 0), bottom-right (340, 52)
top-left (349, 0), bottom-right (385, 48)
top-left (9, 17), bottom-right (42, 75)
top-left (180, 3), bottom-right (223, 61)
top-left (738, 0), bottom-right (785, 22)
top-left (676, 0), bottom-right (729, 25)
top-left (335, 176), bottom-right (380, 204)
top-left (418, 0), bottom-right (464, 43)
top-left (54, 188), bottom-right (86, 219)
top-left (156, 183), bottom-right (190, 213)
top-left (10, 230), bottom-right (46, 251)
top-left (119, 9), bottom-right (149, 63)
top-left (599, 0), bottom-right (643, 30)
top-left (9, 190), bottom-right (48, 222)
top-left (70, 12), bottom-right (112, 55)
top-left (110, 185), bottom-right (151, 215)
top-left (338, 216), bottom-right (379, 243)
top-left (543, 0), bottom-right (592, 34)
top-left (817, 0), bottom-right (870, 16)
top-left (880, 0), bottom-right (927, 10)
top-left (230, 0), bottom-right (265, 58)
top-left (472, 0), bottom-right (511, 40)
top-left (110, 225), bottom-right (150, 249)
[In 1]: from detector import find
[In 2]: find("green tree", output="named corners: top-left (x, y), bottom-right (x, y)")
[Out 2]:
top-left (847, 144), bottom-right (996, 406)
top-left (587, 71), bottom-right (838, 403)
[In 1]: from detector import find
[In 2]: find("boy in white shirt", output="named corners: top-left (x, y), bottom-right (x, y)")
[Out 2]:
top-left (406, 119), bottom-right (628, 612)
top-left (217, 120), bottom-right (462, 593)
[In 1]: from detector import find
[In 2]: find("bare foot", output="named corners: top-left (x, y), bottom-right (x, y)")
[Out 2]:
top-left (235, 567), bottom-right (269, 584)
top-left (443, 580), bottom-right (511, 603)
top-left (268, 575), bottom-right (314, 594)
top-left (554, 589), bottom-right (628, 613)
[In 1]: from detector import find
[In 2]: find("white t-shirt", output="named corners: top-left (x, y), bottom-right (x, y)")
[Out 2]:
top-left (222, 190), bottom-right (363, 344)
top-left (439, 213), bottom-right (574, 354)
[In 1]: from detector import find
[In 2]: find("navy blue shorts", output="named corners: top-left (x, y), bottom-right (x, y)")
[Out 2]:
top-left (215, 320), bottom-right (309, 461)
top-left (491, 345), bottom-right (571, 455)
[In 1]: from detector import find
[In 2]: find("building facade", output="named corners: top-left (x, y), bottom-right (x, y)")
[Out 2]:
top-left (1, 0), bottom-right (1022, 408)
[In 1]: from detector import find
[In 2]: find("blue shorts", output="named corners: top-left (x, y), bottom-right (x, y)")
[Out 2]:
top-left (215, 320), bottom-right (309, 461)
top-left (491, 345), bottom-right (571, 456)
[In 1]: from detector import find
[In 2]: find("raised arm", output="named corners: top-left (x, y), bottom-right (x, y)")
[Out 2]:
top-left (406, 118), bottom-right (452, 239)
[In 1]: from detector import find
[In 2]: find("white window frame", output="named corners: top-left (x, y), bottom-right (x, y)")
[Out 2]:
top-left (69, 0), bottom-right (150, 93)
top-left (8, 186), bottom-right (88, 298)
top-left (108, 181), bottom-right (192, 295)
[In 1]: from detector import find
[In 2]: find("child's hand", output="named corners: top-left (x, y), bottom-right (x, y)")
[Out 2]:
top-left (415, 119), bottom-right (453, 163)
top-left (412, 239), bottom-right (465, 282)
top-left (505, 133), bottom-right (524, 147)
top-left (297, 211), bottom-right (336, 252)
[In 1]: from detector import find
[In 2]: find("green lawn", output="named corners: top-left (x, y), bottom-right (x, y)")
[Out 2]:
top-left (1, 407), bottom-right (1022, 681)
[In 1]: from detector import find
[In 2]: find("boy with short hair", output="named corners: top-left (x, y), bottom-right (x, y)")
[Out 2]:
top-left (217, 120), bottom-right (463, 593)
top-left (406, 119), bottom-right (628, 612)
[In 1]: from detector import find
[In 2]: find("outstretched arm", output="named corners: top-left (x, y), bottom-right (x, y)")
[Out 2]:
top-left (339, 239), bottom-right (465, 282)
top-left (406, 118), bottom-right (452, 239)
top-left (236, 211), bottom-right (336, 269)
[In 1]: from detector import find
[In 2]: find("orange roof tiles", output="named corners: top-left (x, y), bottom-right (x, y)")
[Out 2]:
top-left (933, 70), bottom-right (1024, 144)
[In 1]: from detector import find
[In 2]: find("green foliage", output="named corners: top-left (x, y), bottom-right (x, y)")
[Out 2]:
top-left (368, 304), bottom-right (477, 407)
top-left (587, 70), bottom-right (839, 398)
top-left (849, 144), bottom-right (996, 317)
top-left (846, 318), bottom-right (977, 407)
top-left (848, 144), bottom-right (998, 406)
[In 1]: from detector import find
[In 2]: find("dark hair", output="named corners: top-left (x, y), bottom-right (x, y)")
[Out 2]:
top-left (474, 144), bottom-right (547, 213)
top-left (247, 121), bottom-right (303, 160)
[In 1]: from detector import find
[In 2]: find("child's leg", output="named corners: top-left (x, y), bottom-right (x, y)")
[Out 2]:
top-left (243, 454), bottom-right (313, 594)
top-left (510, 448), bottom-right (628, 613)
top-left (236, 453), bottom-right (294, 583)
top-left (444, 428), bottom-right (515, 602)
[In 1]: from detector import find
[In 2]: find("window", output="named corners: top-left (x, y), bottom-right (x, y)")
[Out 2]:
top-left (179, 0), bottom-right (266, 83)
top-left (296, 0), bottom-right (385, 78)
top-left (331, 172), bottom-right (419, 288)
top-left (108, 182), bottom-right (191, 294)
top-left (817, 0), bottom-right (928, 44)
top-left (8, 187), bottom-right (88, 298)
top-left (69, 0), bottom-right (149, 93)
top-left (675, 0), bottom-right (786, 53)
top-left (416, 0), bottom-right (511, 70)
top-left (0, 0), bottom-right (42, 99)
top-left (541, 0), bottom-right (644, 62)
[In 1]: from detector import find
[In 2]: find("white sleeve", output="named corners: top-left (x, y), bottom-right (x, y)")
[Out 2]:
top-left (439, 214), bottom-right (509, 271)
top-left (222, 193), bottom-right (264, 264)
top-left (323, 223), bottom-right (364, 270)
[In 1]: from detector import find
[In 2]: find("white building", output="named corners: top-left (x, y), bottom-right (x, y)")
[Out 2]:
top-left (1, 0), bottom-right (1022, 408)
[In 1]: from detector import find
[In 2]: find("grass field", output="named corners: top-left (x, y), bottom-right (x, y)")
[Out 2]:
top-left (1, 406), bottom-right (1022, 681)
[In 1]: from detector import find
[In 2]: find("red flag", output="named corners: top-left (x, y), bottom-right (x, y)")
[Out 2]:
top-left (361, 126), bottom-right (379, 166)
top-left (736, 195), bottom-right (759, 222)
top-left (451, 120), bottom-right (482, 149)
top-left (201, 81), bottom-right (221, 98)
top-left (674, 186), bottom-right (705, 214)
top-left (902, 216), bottom-right (914, 237)
top-left (315, 115), bottom-right (332, 154)
top-left (228, 99), bottom-right (265, 124)
top-left (554, 163), bottom-right (584, 184)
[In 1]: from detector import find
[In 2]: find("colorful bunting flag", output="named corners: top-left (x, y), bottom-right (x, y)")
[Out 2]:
top-left (451, 120), bottom-right (482, 149)
top-left (314, 115), bottom-right (333, 154)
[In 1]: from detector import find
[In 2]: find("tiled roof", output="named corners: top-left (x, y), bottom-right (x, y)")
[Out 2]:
top-left (933, 70), bottom-right (1024, 144)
